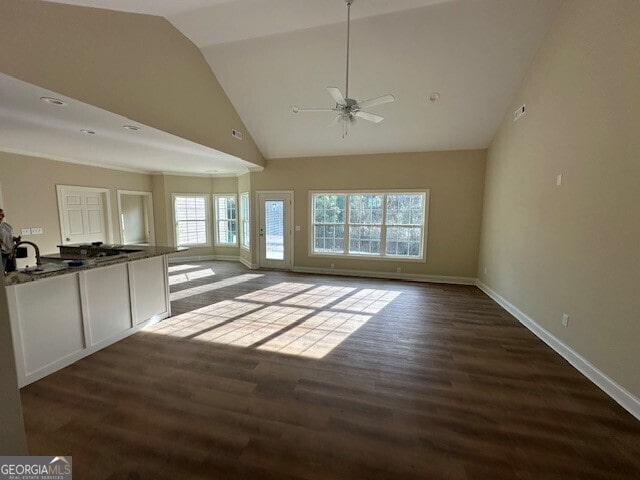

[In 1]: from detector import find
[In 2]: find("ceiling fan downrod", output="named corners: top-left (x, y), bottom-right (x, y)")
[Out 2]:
top-left (345, 0), bottom-right (353, 100)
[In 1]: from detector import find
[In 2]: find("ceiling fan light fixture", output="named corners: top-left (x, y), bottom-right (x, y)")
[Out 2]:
top-left (292, 0), bottom-right (394, 133)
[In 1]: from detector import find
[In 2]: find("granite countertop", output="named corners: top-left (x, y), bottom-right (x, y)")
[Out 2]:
top-left (4, 246), bottom-right (187, 286)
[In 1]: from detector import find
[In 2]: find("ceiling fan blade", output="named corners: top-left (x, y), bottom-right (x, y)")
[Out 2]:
top-left (327, 115), bottom-right (342, 127)
top-left (357, 94), bottom-right (395, 110)
top-left (354, 111), bottom-right (384, 123)
top-left (327, 87), bottom-right (347, 106)
top-left (293, 106), bottom-right (336, 113)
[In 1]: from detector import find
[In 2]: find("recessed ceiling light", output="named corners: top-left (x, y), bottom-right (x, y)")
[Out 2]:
top-left (40, 96), bottom-right (67, 106)
top-left (429, 92), bottom-right (441, 102)
top-left (123, 125), bottom-right (141, 131)
top-left (292, 106), bottom-right (300, 113)
top-left (80, 129), bottom-right (96, 135)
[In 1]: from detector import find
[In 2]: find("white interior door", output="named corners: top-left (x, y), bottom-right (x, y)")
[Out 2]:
top-left (258, 192), bottom-right (293, 270)
top-left (57, 186), bottom-right (111, 245)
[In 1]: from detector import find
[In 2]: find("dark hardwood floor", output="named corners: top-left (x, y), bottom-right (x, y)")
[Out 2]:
top-left (20, 261), bottom-right (640, 479)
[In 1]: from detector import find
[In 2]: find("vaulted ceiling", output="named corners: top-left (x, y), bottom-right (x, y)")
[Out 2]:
top-left (40, 0), bottom-right (564, 160)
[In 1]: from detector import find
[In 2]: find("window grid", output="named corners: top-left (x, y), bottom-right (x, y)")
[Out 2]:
top-left (240, 193), bottom-right (250, 250)
top-left (311, 192), bottom-right (426, 259)
top-left (214, 194), bottom-right (238, 246)
top-left (313, 194), bottom-right (346, 254)
top-left (174, 194), bottom-right (209, 246)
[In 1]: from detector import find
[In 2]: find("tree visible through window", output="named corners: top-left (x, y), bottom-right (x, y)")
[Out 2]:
top-left (311, 192), bottom-right (427, 259)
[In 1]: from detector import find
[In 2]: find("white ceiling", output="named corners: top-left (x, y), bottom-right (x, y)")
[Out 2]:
top-left (0, 73), bottom-right (255, 175)
top-left (37, 0), bottom-right (564, 161)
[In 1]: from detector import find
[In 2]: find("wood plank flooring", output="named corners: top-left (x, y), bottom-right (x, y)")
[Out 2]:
top-left (20, 261), bottom-right (640, 479)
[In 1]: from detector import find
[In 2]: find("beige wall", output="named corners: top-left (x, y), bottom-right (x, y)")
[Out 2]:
top-left (478, 0), bottom-right (640, 398)
top-left (0, 0), bottom-right (264, 168)
top-left (0, 152), bottom-right (151, 264)
top-left (251, 150), bottom-right (486, 278)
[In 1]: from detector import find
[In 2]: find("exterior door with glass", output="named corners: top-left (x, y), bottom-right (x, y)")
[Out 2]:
top-left (257, 192), bottom-right (293, 270)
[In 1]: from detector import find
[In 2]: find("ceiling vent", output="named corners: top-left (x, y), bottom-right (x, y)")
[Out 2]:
top-left (232, 129), bottom-right (243, 140)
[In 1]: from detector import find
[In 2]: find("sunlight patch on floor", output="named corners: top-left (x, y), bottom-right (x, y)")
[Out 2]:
top-left (236, 282), bottom-right (316, 303)
top-left (169, 274), bottom-right (264, 301)
top-left (258, 311), bottom-right (370, 358)
top-left (169, 268), bottom-right (216, 285)
top-left (168, 264), bottom-right (202, 273)
top-left (331, 289), bottom-right (402, 314)
top-left (156, 277), bottom-right (401, 359)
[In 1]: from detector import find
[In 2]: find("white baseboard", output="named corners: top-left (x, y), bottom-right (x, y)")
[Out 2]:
top-left (476, 280), bottom-right (640, 421)
top-left (239, 256), bottom-right (258, 270)
top-left (293, 266), bottom-right (476, 285)
top-left (168, 254), bottom-right (239, 263)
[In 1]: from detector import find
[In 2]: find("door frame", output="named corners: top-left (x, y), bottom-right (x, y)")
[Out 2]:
top-left (116, 190), bottom-right (156, 245)
top-left (256, 190), bottom-right (294, 270)
top-left (56, 185), bottom-right (114, 245)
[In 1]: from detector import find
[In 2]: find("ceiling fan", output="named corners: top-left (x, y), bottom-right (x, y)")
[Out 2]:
top-left (292, 0), bottom-right (395, 136)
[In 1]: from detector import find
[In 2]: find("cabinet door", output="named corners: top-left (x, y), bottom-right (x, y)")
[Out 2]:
top-left (128, 256), bottom-right (169, 325)
top-left (83, 263), bottom-right (132, 346)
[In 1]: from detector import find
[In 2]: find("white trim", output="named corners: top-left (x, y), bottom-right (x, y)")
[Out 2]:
top-left (116, 190), bottom-right (156, 246)
top-left (239, 191), bottom-right (251, 251)
top-left (308, 190), bottom-right (429, 261)
top-left (167, 254), bottom-right (240, 264)
top-left (256, 191), bottom-right (295, 271)
top-left (239, 256), bottom-right (258, 270)
top-left (56, 184), bottom-right (115, 245)
top-left (171, 193), bottom-right (212, 247)
top-left (293, 266), bottom-right (475, 285)
top-left (476, 280), bottom-right (640, 421)
top-left (213, 193), bottom-right (239, 247)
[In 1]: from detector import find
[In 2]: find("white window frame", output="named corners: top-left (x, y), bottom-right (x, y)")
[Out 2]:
top-left (172, 193), bottom-right (211, 247)
top-left (309, 190), bottom-right (429, 262)
top-left (239, 192), bottom-right (250, 251)
top-left (214, 193), bottom-right (239, 247)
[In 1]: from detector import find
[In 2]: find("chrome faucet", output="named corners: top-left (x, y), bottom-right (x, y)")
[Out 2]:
top-left (10, 240), bottom-right (41, 266)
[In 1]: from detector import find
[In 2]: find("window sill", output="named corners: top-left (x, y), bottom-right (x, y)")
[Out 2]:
top-left (308, 252), bottom-right (426, 263)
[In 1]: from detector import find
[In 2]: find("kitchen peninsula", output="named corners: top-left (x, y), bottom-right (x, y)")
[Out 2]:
top-left (5, 245), bottom-right (184, 387)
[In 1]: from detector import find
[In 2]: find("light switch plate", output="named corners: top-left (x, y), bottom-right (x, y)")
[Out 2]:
top-left (21, 228), bottom-right (31, 236)
top-left (295, 225), bottom-right (301, 231)
top-left (556, 174), bottom-right (563, 186)
top-left (30, 227), bottom-right (43, 235)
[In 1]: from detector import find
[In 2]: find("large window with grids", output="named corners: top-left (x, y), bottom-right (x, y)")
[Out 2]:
top-left (173, 194), bottom-right (210, 247)
top-left (214, 194), bottom-right (238, 246)
top-left (311, 191), bottom-right (428, 259)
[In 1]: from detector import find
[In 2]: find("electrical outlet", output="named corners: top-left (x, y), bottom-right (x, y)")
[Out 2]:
top-left (330, 263), bottom-right (335, 269)
top-left (21, 228), bottom-right (31, 236)
top-left (484, 267), bottom-right (487, 275)
top-left (30, 227), bottom-right (43, 235)
top-left (396, 267), bottom-right (402, 273)
top-left (562, 314), bottom-right (570, 327)
top-left (556, 173), bottom-right (563, 186)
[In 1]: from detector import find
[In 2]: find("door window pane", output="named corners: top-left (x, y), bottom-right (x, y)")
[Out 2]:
top-left (265, 200), bottom-right (284, 260)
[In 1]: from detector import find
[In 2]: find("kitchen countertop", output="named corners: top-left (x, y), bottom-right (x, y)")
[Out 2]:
top-left (4, 245), bottom-right (187, 286)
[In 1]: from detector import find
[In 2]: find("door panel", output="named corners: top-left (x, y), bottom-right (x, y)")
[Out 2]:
top-left (59, 187), bottom-right (109, 244)
top-left (258, 192), bottom-right (293, 270)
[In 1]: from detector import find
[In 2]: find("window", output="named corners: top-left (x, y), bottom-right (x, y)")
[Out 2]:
top-left (173, 194), bottom-right (209, 246)
top-left (214, 194), bottom-right (238, 246)
top-left (240, 192), bottom-right (250, 250)
top-left (311, 191), bottom-right (428, 259)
